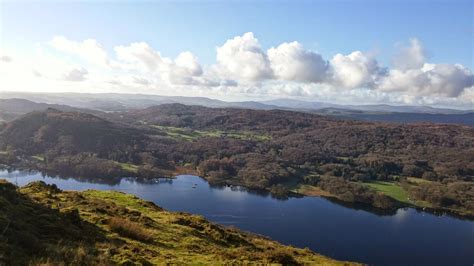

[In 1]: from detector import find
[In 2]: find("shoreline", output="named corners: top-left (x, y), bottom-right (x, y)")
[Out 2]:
top-left (2, 163), bottom-right (473, 221)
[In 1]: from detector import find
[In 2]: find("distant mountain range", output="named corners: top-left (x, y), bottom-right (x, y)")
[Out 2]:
top-left (261, 98), bottom-right (470, 114)
top-left (0, 98), bottom-right (100, 122)
top-left (0, 92), bottom-right (473, 126)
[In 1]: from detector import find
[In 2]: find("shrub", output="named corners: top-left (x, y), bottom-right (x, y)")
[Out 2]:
top-left (108, 217), bottom-right (152, 242)
top-left (267, 249), bottom-right (300, 265)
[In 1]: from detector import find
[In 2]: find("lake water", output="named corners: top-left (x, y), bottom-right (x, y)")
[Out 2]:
top-left (1, 170), bottom-right (473, 265)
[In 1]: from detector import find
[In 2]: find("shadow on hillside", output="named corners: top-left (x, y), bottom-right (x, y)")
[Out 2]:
top-left (0, 181), bottom-right (115, 265)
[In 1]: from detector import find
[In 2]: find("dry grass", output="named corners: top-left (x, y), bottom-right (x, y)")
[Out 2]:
top-left (108, 217), bottom-right (152, 242)
top-left (0, 180), bottom-right (358, 265)
top-left (295, 184), bottom-right (333, 197)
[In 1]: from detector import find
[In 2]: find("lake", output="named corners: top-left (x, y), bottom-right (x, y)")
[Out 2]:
top-left (1, 170), bottom-right (473, 265)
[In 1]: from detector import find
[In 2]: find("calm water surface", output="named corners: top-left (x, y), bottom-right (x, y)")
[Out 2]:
top-left (1, 170), bottom-right (473, 265)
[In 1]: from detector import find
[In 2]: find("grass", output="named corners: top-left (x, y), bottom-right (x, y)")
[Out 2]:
top-left (107, 217), bottom-right (152, 242)
top-left (363, 180), bottom-right (473, 216)
top-left (0, 180), bottom-right (358, 265)
top-left (282, 176), bottom-right (335, 197)
top-left (294, 184), bottom-right (334, 197)
top-left (152, 125), bottom-right (271, 142)
top-left (31, 155), bottom-right (45, 162)
top-left (116, 162), bottom-right (139, 174)
top-left (407, 177), bottom-right (433, 184)
top-left (364, 181), bottom-right (411, 204)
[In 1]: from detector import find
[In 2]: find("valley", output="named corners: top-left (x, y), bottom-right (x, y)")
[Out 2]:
top-left (0, 100), bottom-right (472, 218)
top-left (0, 178), bottom-right (355, 265)
top-left (2, 1), bottom-right (473, 265)
top-left (1, 171), bottom-right (473, 265)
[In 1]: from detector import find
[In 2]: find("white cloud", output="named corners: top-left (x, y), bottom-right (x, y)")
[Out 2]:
top-left (174, 51), bottom-right (202, 76)
top-left (50, 36), bottom-right (109, 67)
top-left (0, 55), bottom-right (12, 62)
top-left (393, 38), bottom-right (426, 71)
top-left (2, 34), bottom-right (473, 108)
top-left (114, 43), bottom-right (205, 86)
top-left (268, 41), bottom-right (328, 83)
top-left (380, 63), bottom-right (473, 97)
top-left (132, 76), bottom-right (151, 85)
top-left (114, 42), bottom-right (162, 71)
top-left (216, 32), bottom-right (273, 81)
top-left (377, 39), bottom-right (473, 98)
top-left (329, 51), bottom-right (382, 89)
top-left (459, 86), bottom-right (474, 102)
top-left (167, 51), bottom-right (204, 85)
top-left (63, 67), bottom-right (88, 82)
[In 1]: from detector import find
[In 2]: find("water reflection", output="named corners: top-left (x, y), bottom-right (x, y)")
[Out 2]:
top-left (0, 168), bottom-right (465, 219)
top-left (1, 170), bottom-right (473, 265)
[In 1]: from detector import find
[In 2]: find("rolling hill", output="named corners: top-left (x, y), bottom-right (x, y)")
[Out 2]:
top-left (1, 104), bottom-right (473, 216)
top-left (1, 92), bottom-right (472, 126)
top-left (0, 180), bottom-right (353, 265)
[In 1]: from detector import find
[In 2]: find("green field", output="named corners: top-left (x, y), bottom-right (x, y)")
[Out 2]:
top-left (31, 155), bottom-right (45, 162)
top-left (117, 162), bottom-right (139, 174)
top-left (364, 181), bottom-right (411, 204)
top-left (407, 177), bottom-right (433, 184)
top-left (152, 125), bottom-right (271, 141)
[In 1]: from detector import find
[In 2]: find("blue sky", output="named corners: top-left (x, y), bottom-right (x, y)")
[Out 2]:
top-left (0, 0), bottom-right (473, 107)
top-left (2, 0), bottom-right (472, 67)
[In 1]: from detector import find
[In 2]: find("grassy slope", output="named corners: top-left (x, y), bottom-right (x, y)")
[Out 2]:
top-left (0, 180), bottom-right (357, 265)
top-left (363, 181), bottom-right (410, 204)
top-left (296, 179), bottom-right (473, 218)
top-left (116, 162), bottom-right (139, 174)
top-left (152, 125), bottom-right (271, 142)
top-left (293, 184), bottom-right (334, 197)
top-left (294, 179), bottom-right (418, 205)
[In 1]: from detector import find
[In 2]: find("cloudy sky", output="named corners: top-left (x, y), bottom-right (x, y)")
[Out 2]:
top-left (0, 0), bottom-right (473, 108)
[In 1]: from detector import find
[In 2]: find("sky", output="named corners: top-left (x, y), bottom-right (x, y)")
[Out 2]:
top-left (0, 0), bottom-right (473, 108)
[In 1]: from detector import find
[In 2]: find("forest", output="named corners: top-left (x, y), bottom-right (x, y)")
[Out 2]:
top-left (0, 104), bottom-right (473, 216)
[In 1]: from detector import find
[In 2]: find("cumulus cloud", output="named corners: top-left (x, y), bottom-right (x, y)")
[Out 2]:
top-left (377, 38), bottom-right (474, 98)
top-left (459, 86), bottom-right (474, 102)
top-left (32, 69), bottom-right (42, 77)
top-left (393, 38), bottom-right (426, 71)
top-left (216, 32), bottom-right (273, 81)
top-left (268, 41), bottom-right (328, 83)
top-left (0, 55), bottom-right (12, 62)
top-left (220, 79), bottom-right (238, 87)
top-left (167, 52), bottom-right (204, 85)
top-left (50, 36), bottom-right (109, 67)
top-left (174, 51), bottom-right (203, 76)
top-left (3, 34), bottom-right (472, 108)
top-left (114, 42), bottom-right (162, 71)
top-left (63, 67), bottom-right (88, 82)
top-left (330, 51), bottom-right (383, 89)
top-left (133, 76), bottom-right (151, 85)
top-left (114, 43), bottom-right (205, 86)
top-left (380, 63), bottom-right (473, 97)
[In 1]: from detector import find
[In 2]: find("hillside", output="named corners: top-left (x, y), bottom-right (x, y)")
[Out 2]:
top-left (0, 98), bottom-right (95, 122)
top-left (0, 109), bottom-right (167, 178)
top-left (0, 108), bottom-right (144, 155)
top-left (1, 105), bottom-right (473, 216)
top-left (2, 93), bottom-right (473, 126)
top-left (315, 109), bottom-right (474, 127)
top-left (0, 180), bottom-right (355, 265)
top-left (116, 104), bottom-right (474, 215)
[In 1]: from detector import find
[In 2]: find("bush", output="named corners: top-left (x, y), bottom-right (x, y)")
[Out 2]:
top-left (108, 217), bottom-right (152, 242)
top-left (422, 171), bottom-right (438, 181)
top-left (267, 250), bottom-right (299, 265)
